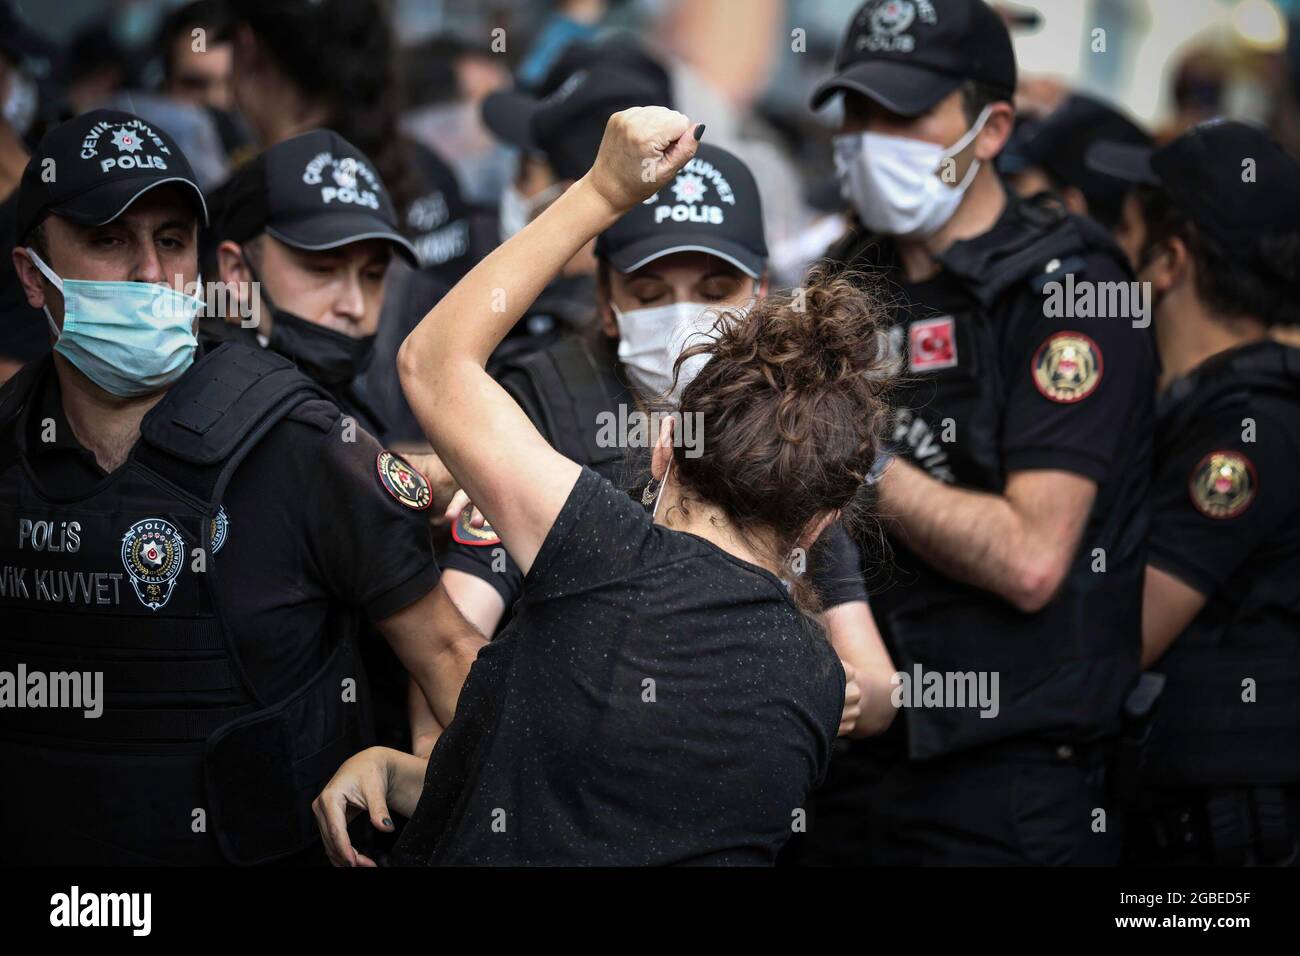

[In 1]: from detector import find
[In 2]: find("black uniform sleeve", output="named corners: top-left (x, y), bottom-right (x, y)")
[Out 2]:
top-left (1001, 253), bottom-right (1156, 483)
top-left (297, 400), bottom-right (441, 620)
top-left (808, 522), bottom-right (868, 609)
top-left (1148, 407), bottom-right (1297, 596)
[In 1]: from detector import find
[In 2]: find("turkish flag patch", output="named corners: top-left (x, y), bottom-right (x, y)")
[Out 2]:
top-left (908, 316), bottom-right (958, 372)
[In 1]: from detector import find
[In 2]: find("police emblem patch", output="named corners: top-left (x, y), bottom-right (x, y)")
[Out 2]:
top-left (376, 451), bottom-right (432, 511)
top-left (121, 518), bottom-right (185, 611)
top-left (1189, 450), bottom-right (1256, 519)
top-left (451, 505), bottom-right (501, 547)
top-left (1032, 332), bottom-right (1103, 403)
top-left (210, 507), bottom-right (229, 554)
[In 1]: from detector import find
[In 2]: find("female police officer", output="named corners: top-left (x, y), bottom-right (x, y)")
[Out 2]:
top-left (313, 108), bottom-right (895, 865)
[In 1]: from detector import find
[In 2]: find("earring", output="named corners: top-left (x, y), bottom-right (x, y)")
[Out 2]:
top-left (641, 477), bottom-right (660, 507)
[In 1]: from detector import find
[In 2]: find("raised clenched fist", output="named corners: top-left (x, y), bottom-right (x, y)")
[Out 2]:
top-left (584, 106), bottom-right (702, 216)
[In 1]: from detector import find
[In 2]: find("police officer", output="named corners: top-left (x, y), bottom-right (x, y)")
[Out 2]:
top-left (439, 143), bottom-right (893, 739)
top-left (205, 128), bottom-right (461, 758)
top-left (801, 0), bottom-right (1156, 865)
top-left (0, 110), bottom-right (482, 865)
top-left (999, 93), bottom-right (1153, 263)
top-left (204, 128), bottom-right (419, 445)
top-left (479, 39), bottom-right (673, 371)
top-left (1087, 120), bottom-right (1300, 865)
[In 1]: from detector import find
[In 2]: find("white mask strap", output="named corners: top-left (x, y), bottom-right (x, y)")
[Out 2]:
top-left (26, 248), bottom-right (64, 339)
top-left (25, 247), bottom-right (64, 293)
top-left (652, 459), bottom-right (671, 521)
top-left (942, 103), bottom-right (995, 162)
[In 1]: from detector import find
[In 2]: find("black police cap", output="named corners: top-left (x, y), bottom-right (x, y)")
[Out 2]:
top-left (812, 0), bottom-right (1016, 116)
top-left (1087, 119), bottom-right (1300, 248)
top-left (216, 129), bottom-right (417, 266)
top-left (15, 109), bottom-right (208, 244)
top-left (1000, 94), bottom-right (1151, 198)
top-left (482, 39), bottom-right (673, 182)
top-left (595, 143), bottom-right (767, 279)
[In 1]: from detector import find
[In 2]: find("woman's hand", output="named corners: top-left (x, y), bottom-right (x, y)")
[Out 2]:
top-left (581, 107), bottom-right (702, 217)
top-left (312, 747), bottom-right (400, 867)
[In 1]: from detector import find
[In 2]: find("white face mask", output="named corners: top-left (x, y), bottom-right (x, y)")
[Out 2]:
top-left (499, 181), bottom-right (565, 242)
top-left (832, 104), bottom-right (994, 241)
top-left (612, 300), bottom-right (722, 404)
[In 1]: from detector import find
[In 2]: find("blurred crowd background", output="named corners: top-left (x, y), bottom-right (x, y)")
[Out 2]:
top-left (2, 0), bottom-right (1300, 376)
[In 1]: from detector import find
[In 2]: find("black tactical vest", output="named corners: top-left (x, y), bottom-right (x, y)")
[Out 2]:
top-left (831, 199), bottom-right (1146, 760)
top-left (499, 335), bottom-right (639, 483)
top-left (1143, 341), bottom-right (1300, 789)
top-left (198, 318), bottom-right (389, 441)
top-left (0, 344), bottom-right (368, 865)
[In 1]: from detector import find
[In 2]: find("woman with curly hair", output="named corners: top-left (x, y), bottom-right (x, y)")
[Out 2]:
top-left (314, 108), bottom-right (895, 866)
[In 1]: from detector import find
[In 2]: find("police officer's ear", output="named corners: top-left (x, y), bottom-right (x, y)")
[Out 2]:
top-left (596, 261), bottom-right (619, 339)
top-left (972, 101), bottom-right (1016, 163)
top-left (11, 244), bottom-right (51, 313)
top-left (1141, 236), bottom-right (1190, 295)
top-left (216, 240), bottom-right (257, 323)
top-left (1059, 185), bottom-right (1089, 219)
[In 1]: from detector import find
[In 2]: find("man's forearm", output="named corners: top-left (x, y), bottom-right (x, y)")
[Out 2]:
top-left (877, 458), bottom-right (1028, 605)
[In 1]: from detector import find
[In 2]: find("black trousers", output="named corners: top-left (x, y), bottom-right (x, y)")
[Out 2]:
top-left (787, 737), bottom-right (1122, 866)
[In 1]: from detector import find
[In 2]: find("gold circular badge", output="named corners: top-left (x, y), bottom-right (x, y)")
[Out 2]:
top-left (376, 451), bottom-right (432, 511)
top-left (451, 505), bottom-right (500, 547)
top-left (1032, 332), bottom-right (1103, 403)
top-left (1189, 450), bottom-right (1256, 519)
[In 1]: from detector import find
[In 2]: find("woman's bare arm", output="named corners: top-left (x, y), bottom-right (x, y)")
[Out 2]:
top-left (397, 107), bottom-right (700, 575)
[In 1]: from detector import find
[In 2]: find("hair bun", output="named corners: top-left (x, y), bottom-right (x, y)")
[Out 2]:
top-left (670, 267), bottom-right (898, 610)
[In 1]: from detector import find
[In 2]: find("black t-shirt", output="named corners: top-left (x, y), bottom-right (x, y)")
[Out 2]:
top-left (18, 357), bottom-right (441, 703)
top-left (889, 253), bottom-right (1151, 489)
top-left (199, 318), bottom-right (390, 442)
top-left (442, 337), bottom-right (868, 618)
top-left (1148, 342), bottom-right (1300, 615)
top-left (393, 467), bottom-right (844, 865)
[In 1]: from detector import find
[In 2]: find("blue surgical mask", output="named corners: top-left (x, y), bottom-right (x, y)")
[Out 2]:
top-left (26, 249), bottom-right (202, 398)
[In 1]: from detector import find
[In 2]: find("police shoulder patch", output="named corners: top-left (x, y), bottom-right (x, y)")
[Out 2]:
top-left (376, 451), bottom-right (432, 511)
top-left (210, 507), bottom-right (229, 554)
top-left (1032, 331), bottom-right (1103, 403)
top-left (1189, 450), bottom-right (1257, 519)
top-left (451, 505), bottom-right (501, 547)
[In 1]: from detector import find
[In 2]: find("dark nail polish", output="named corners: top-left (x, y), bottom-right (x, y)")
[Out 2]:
top-left (383, 817), bottom-right (393, 828)
top-left (693, 124), bottom-right (706, 141)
